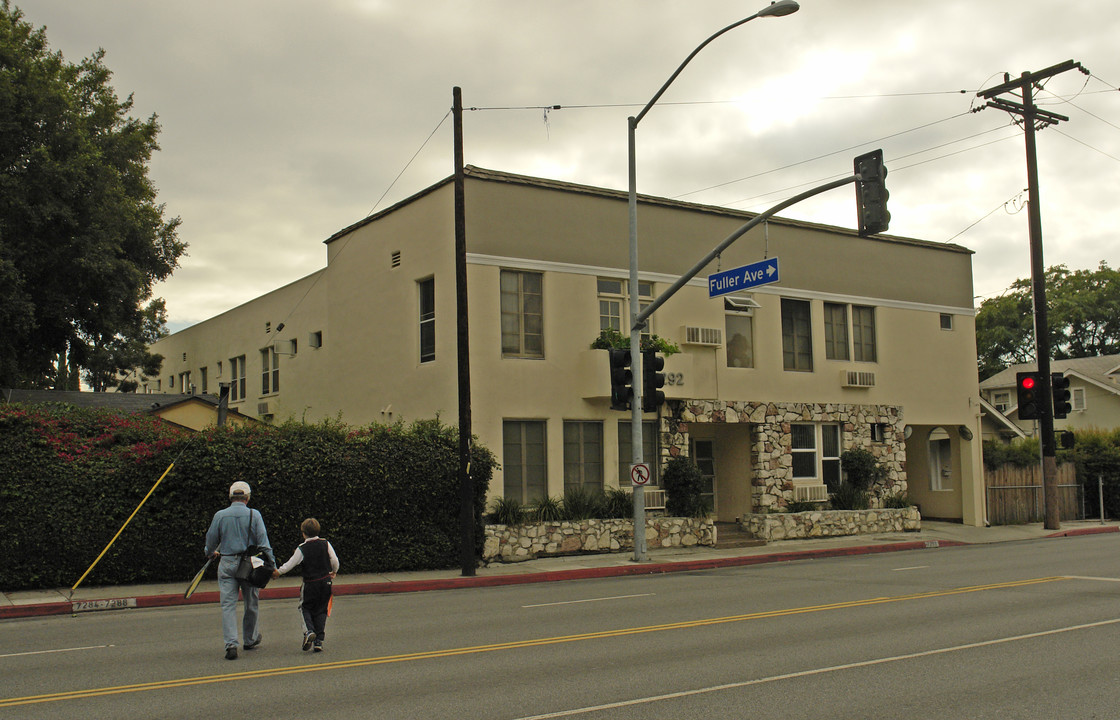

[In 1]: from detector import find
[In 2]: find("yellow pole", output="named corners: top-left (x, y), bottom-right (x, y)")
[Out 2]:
top-left (70, 460), bottom-right (176, 596)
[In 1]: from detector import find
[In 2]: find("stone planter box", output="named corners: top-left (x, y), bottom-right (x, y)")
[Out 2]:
top-left (483, 517), bottom-right (715, 563)
top-left (743, 507), bottom-right (920, 542)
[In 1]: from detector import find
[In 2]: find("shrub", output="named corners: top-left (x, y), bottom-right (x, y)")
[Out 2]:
top-left (488, 496), bottom-right (525, 525)
top-left (562, 486), bottom-right (606, 521)
top-left (983, 437), bottom-right (1040, 470)
top-left (881, 491), bottom-right (914, 509)
top-left (785, 499), bottom-right (819, 513)
top-left (528, 495), bottom-right (563, 522)
top-left (602, 487), bottom-right (633, 519)
top-left (840, 447), bottom-right (887, 491)
top-left (830, 482), bottom-right (870, 510)
top-left (662, 457), bottom-right (711, 518)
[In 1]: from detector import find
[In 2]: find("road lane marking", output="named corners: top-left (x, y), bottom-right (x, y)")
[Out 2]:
top-left (1062, 575), bottom-right (1120, 583)
top-left (892, 566), bottom-right (929, 571)
top-left (0, 575), bottom-right (1069, 708)
top-left (512, 616), bottom-right (1120, 719)
top-left (0, 645), bottom-right (112, 660)
top-left (522, 593), bottom-right (654, 608)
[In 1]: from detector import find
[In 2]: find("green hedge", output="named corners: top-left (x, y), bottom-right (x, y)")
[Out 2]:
top-left (0, 404), bottom-right (495, 591)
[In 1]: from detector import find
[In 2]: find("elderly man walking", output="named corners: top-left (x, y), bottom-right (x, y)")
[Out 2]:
top-left (205, 481), bottom-right (274, 660)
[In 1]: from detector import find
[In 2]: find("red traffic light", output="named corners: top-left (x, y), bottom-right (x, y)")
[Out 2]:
top-left (1020, 375), bottom-right (1036, 390)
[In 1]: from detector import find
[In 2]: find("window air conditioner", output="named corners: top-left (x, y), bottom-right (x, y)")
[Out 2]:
top-left (683, 326), bottom-right (722, 346)
top-left (841, 370), bottom-right (876, 388)
top-left (794, 485), bottom-right (829, 502)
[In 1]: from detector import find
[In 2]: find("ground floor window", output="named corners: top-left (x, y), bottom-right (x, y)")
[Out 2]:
top-left (504, 420), bottom-right (547, 503)
top-left (691, 438), bottom-right (716, 513)
top-left (791, 423), bottom-right (842, 490)
top-left (618, 421), bottom-right (659, 486)
top-left (563, 421), bottom-right (603, 493)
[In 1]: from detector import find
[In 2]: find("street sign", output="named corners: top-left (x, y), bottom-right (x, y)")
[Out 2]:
top-left (630, 463), bottom-right (651, 487)
top-left (708, 257), bottom-right (779, 298)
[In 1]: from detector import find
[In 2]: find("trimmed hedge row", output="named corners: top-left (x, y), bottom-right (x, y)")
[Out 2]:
top-left (0, 404), bottom-right (495, 591)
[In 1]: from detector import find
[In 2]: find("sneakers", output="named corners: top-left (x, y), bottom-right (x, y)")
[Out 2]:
top-left (302, 632), bottom-right (316, 652)
top-left (244, 633), bottom-right (263, 651)
top-left (225, 646), bottom-right (238, 660)
top-left (313, 641), bottom-right (323, 653)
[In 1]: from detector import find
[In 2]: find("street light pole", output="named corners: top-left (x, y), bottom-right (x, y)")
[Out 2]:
top-left (627, 0), bottom-right (799, 561)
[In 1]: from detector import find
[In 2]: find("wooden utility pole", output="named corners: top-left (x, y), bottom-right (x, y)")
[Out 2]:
top-left (453, 87), bottom-right (475, 575)
top-left (978, 60), bottom-right (1087, 530)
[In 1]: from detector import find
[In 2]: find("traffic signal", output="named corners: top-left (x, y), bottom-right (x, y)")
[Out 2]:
top-left (1051, 372), bottom-right (1072, 419)
top-left (854, 149), bottom-right (890, 236)
top-left (1016, 371), bottom-right (1043, 420)
top-left (642, 350), bottom-right (666, 413)
top-left (608, 349), bottom-right (632, 411)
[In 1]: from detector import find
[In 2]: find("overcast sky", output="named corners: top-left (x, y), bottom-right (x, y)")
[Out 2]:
top-left (15, 0), bottom-right (1120, 332)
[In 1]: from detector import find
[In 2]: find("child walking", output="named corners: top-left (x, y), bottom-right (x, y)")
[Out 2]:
top-left (272, 518), bottom-right (339, 652)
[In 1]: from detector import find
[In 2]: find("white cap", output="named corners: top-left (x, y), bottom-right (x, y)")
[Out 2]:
top-left (229, 481), bottom-right (251, 498)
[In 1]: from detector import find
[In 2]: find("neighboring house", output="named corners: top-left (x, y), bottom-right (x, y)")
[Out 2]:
top-left (978, 396), bottom-right (1028, 444)
top-left (979, 354), bottom-right (1120, 434)
top-left (145, 166), bottom-right (987, 525)
top-left (1, 389), bottom-right (256, 431)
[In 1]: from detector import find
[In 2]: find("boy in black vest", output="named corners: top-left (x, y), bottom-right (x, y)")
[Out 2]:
top-left (273, 518), bottom-right (339, 652)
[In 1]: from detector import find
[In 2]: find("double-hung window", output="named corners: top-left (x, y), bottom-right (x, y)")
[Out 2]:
top-left (419, 277), bottom-right (435, 363)
top-left (563, 421), bottom-right (603, 493)
top-left (824, 302), bottom-right (877, 362)
top-left (790, 423), bottom-right (842, 490)
top-left (725, 297), bottom-right (756, 368)
top-left (503, 420), bottom-right (547, 502)
top-left (618, 421), bottom-right (659, 486)
top-left (260, 348), bottom-right (279, 395)
top-left (597, 278), bottom-right (653, 343)
top-left (781, 298), bottom-right (813, 371)
top-left (501, 270), bottom-right (543, 358)
top-left (229, 355), bottom-right (246, 402)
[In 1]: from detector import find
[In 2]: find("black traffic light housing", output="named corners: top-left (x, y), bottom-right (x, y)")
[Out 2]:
top-left (1016, 371), bottom-right (1043, 420)
top-left (608, 349), bottom-right (632, 411)
top-left (642, 350), bottom-right (666, 413)
top-left (854, 149), bottom-right (890, 236)
top-left (1051, 372), bottom-right (1072, 419)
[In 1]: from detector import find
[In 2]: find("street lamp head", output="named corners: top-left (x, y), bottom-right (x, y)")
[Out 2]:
top-left (756, 0), bottom-right (800, 18)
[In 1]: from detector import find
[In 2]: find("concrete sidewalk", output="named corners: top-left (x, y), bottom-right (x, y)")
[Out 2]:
top-left (4, 520), bottom-right (1117, 620)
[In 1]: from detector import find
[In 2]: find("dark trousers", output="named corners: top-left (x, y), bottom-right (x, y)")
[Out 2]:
top-left (300, 578), bottom-right (332, 640)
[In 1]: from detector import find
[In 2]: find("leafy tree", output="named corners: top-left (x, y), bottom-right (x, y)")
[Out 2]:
top-left (975, 262), bottom-right (1120, 380)
top-left (0, 2), bottom-right (184, 390)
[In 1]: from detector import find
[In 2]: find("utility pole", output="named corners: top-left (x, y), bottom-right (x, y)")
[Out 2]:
top-left (453, 87), bottom-right (475, 576)
top-left (978, 59), bottom-right (1087, 530)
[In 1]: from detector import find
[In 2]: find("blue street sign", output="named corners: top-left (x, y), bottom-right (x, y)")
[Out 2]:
top-left (708, 257), bottom-right (780, 298)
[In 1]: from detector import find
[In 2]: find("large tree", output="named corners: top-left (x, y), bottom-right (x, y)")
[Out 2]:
top-left (0, 2), bottom-right (184, 390)
top-left (976, 262), bottom-right (1120, 380)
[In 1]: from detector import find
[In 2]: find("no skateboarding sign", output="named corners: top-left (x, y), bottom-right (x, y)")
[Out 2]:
top-left (630, 463), bottom-right (651, 487)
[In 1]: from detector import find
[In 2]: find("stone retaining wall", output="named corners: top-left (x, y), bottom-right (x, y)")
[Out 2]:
top-left (483, 517), bottom-right (715, 563)
top-left (743, 507), bottom-right (920, 541)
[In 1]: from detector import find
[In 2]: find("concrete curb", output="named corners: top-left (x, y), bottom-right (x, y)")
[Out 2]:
top-left (3, 525), bottom-right (1114, 621)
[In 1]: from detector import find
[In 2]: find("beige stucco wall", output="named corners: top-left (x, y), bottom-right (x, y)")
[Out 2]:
top-left (147, 169), bottom-right (985, 525)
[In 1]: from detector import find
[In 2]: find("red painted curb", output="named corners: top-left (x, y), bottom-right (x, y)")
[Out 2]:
top-left (1044, 525), bottom-right (1119, 538)
top-left (0, 538), bottom-right (963, 620)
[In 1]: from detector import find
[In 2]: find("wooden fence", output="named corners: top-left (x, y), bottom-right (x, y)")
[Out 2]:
top-left (985, 463), bottom-right (1082, 525)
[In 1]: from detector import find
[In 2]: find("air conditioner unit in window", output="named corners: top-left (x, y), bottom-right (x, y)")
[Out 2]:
top-left (794, 484), bottom-right (829, 502)
top-left (273, 340), bottom-right (297, 356)
top-left (683, 326), bottom-right (722, 346)
top-left (257, 402), bottom-right (269, 415)
top-left (841, 370), bottom-right (876, 388)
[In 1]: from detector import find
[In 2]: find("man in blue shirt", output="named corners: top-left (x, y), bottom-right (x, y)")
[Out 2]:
top-left (205, 481), bottom-right (274, 660)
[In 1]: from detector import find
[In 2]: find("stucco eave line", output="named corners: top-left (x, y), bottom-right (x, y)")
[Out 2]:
top-left (466, 253), bottom-right (976, 318)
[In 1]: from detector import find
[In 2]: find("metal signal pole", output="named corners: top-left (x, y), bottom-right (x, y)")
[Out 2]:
top-left (978, 60), bottom-right (1087, 530)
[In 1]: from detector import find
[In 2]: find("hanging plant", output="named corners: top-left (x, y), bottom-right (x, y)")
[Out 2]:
top-left (590, 328), bottom-right (680, 356)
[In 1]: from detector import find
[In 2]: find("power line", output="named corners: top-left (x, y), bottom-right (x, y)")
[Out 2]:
top-left (945, 189), bottom-right (1027, 244)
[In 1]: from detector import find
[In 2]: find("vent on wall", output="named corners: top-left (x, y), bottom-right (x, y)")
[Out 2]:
top-left (794, 484), bottom-right (829, 502)
top-left (841, 370), bottom-right (876, 388)
top-left (683, 326), bottom-right (722, 346)
top-left (391, 250), bottom-right (402, 268)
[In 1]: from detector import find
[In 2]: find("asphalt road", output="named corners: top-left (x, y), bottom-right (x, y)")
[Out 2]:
top-left (3, 535), bottom-right (1119, 719)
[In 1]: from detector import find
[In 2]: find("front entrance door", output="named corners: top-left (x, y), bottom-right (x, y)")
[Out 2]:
top-left (691, 439), bottom-right (716, 514)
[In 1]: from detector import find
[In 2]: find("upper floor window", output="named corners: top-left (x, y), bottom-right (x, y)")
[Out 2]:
top-left (825, 303), bottom-right (877, 362)
top-left (597, 278), bottom-right (653, 343)
top-left (501, 270), bottom-right (543, 358)
top-left (1073, 387), bottom-right (1086, 412)
top-left (229, 355), bottom-right (247, 402)
top-left (419, 277), bottom-right (435, 363)
top-left (199, 367), bottom-right (208, 394)
top-left (781, 298), bottom-right (813, 371)
top-left (992, 391), bottom-right (1011, 413)
top-left (260, 348), bottom-right (279, 395)
top-left (725, 297), bottom-right (755, 368)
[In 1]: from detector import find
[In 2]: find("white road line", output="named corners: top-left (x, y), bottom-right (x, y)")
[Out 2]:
top-left (0, 645), bottom-right (113, 660)
top-left (893, 565), bottom-right (929, 571)
top-left (1063, 575), bottom-right (1120, 583)
top-left (511, 617), bottom-right (1120, 719)
top-left (522, 593), bottom-right (654, 609)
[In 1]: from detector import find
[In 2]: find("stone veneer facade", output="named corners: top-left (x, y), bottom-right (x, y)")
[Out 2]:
top-left (743, 507), bottom-right (921, 541)
top-left (663, 400), bottom-right (909, 512)
top-left (483, 517), bottom-right (715, 563)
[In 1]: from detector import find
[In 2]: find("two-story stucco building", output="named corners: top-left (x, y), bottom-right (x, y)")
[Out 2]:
top-left (146, 167), bottom-right (986, 525)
